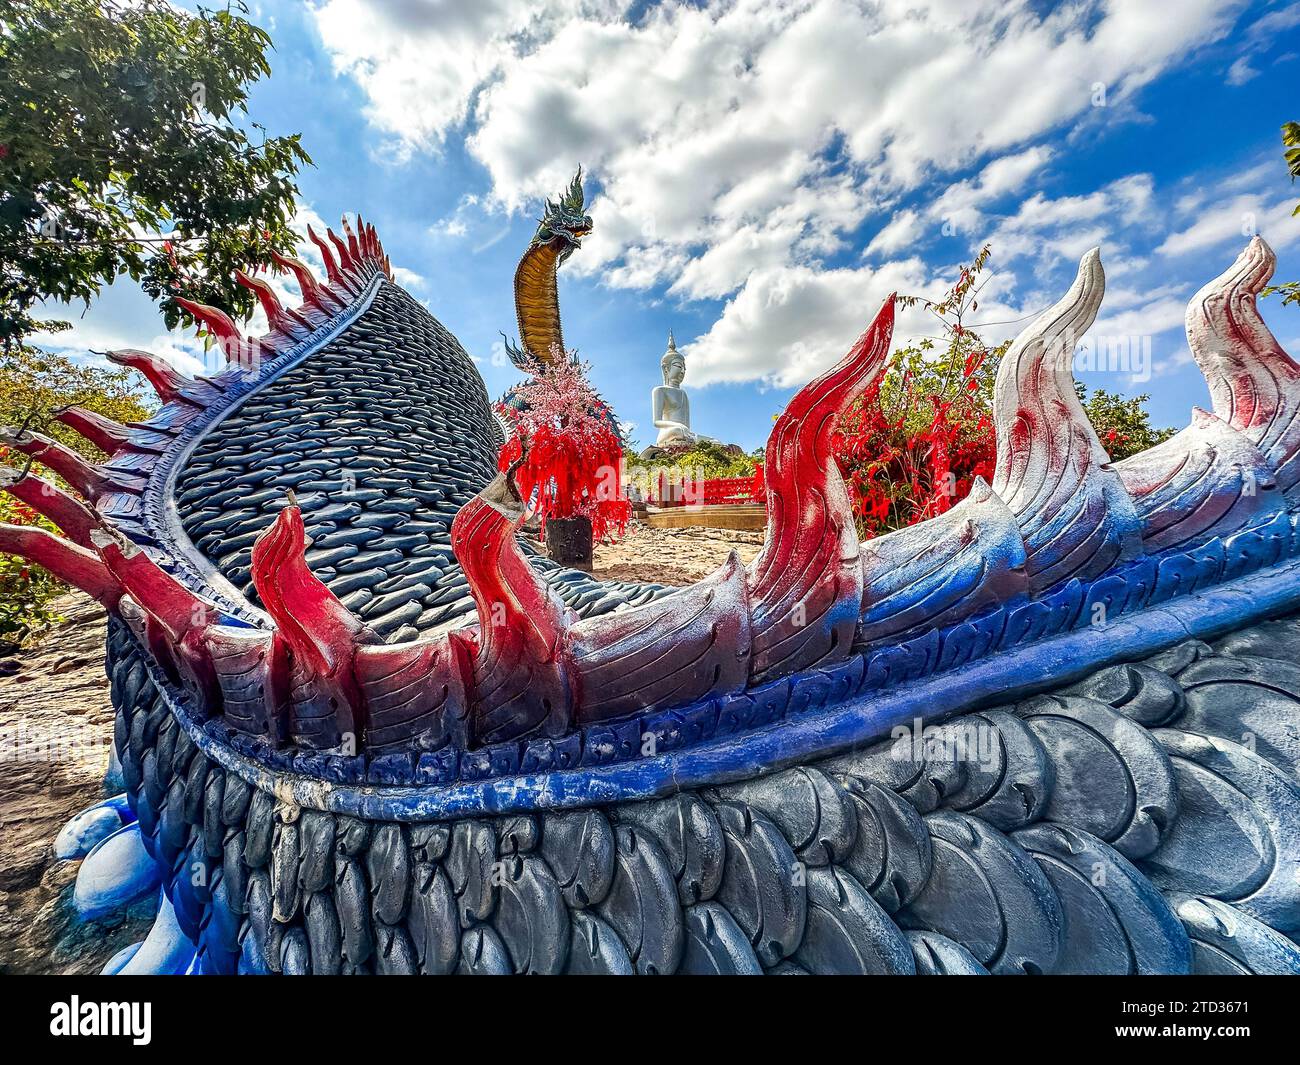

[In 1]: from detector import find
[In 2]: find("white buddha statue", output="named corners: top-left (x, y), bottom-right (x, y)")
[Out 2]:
top-left (652, 332), bottom-right (697, 447)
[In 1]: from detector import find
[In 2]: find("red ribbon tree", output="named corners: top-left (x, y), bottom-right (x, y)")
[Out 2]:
top-left (497, 353), bottom-right (631, 544)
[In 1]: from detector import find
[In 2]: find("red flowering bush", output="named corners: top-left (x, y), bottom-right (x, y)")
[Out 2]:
top-left (834, 247), bottom-right (1171, 540)
top-left (835, 249), bottom-right (1001, 538)
top-left (835, 342), bottom-right (997, 538)
top-left (497, 354), bottom-right (631, 543)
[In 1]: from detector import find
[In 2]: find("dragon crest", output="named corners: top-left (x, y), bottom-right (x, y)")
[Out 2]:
top-left (532, 167), bottom-right (593, 261)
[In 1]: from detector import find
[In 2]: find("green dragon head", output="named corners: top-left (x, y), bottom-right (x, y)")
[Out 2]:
top-left (532, 168), bottom-right (593, 263)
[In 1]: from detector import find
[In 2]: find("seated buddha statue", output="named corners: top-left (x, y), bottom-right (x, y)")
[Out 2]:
top-left (652, 333), bottom-right (697, 447)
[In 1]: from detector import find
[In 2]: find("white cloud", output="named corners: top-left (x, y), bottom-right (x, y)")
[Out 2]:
top-left (685, 256), bottom-right (1026, 388)
top-left (32, 282), bottom-right (213, 379)
top-left (1100, 281), bottom-right (1191, 313)
top-left (970, 173), bottom-right (1157, 278)
top-left (864, 209), bottom-right (924, 259)
top-left (1157, 194), bottom-right (1300, 256)
top-left (317, 0), bottom-right (1241, 246)
top-left (1224, 1), bottom-right (1300, 87)
top-left (435, 218), bottom-right (468, 239)
top-left (685, 261), bottom-right (924, 389)
top-left (1090, 295), bottom-right (1190, 343)
top-left (929, 146), bottom-right (1056, 235)
top-left (391, 266), bottom-right (426, 290)
top-left (310, 0), bottom-right (626, 160)
top-left (312, 0), bottom-right (1250, 388)
top-left (1226, 55), bottom-right (1259, 84)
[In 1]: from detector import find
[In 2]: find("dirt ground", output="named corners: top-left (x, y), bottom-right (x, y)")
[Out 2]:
top-left (592, 522), bottom-right (763, 585)
top-left (0, 595), bottom-right (151, 974)
top-left (0, 523), bottom-right (755, 973)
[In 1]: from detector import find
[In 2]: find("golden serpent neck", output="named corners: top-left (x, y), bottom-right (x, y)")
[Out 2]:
top-left (514, 239), bottom-right (565, 367)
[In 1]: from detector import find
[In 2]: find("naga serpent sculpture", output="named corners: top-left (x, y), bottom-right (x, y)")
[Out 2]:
top-left (4, 182), bottom-right (1300, 974)
top-left (504, 169), bottom-right (593, 370)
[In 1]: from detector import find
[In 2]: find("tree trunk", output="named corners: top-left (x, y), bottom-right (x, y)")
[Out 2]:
top-left (545, 515), bottom-right (593, 570)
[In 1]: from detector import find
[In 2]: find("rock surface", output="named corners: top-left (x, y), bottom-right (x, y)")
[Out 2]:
top-left (0, 595), bottom-right (150, 974)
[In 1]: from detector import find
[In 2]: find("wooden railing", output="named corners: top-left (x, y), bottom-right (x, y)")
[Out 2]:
top-left (644, 464), bottom-right (766, 507)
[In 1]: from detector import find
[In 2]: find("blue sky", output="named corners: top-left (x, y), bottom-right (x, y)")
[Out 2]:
top-left (34, 0), bottom-right (1300, 452)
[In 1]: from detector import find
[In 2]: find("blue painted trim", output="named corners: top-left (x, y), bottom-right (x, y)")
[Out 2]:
top-left (155, 505), bottom-right (1300, 796)
top-left (157, 554), bottom-right (1300, 821)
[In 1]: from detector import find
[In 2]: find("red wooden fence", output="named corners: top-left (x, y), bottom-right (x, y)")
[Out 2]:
top-left (645, 464), bottom-right (766, 507)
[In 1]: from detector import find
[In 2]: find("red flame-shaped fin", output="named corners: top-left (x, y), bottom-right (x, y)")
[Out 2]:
top-left (451, 467), bottom-right (573, 744)
top-left (0, 428), bottom-right (111, 501)
top-left (270, 250), bottom-right (341, 317)
top-left (92, 528), bottom-right (219, 708)
top-left (307, 225), bottom-right (344, 286)
top-left (106, 349), bottom-right (204, 407)
top-left (328, 226), bottom-right (357, 278)
top-left (270, 249), bottom-right (319, 299)
top-left (174, 296), bottom-right (245, 354)
top-left (250, 503), bottom-right (377, 748)
top-left (746, 295), bottom-right (893, 682)
top-left (0, 468), bottom-right (100, 547)
top-left (0, 524), bottom-right (120, 610)
top-left (54, 406), bottom-right (133, 457)
top-left (234, 269), bottom-right (301, 338)
top-left (344, 217), bottom-right (363, 265)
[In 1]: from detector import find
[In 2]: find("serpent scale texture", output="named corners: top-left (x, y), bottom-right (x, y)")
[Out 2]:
top-left (107, 612), bottom-right (1300, 975)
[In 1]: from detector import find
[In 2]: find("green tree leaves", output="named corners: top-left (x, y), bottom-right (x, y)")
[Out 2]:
top-left (0, 0), bottom-right (311, 348)
top-left (0, 346), bottom-right (154, 640)
top-left (1078, 386), bottom-right (1176, 461)
top-left (1261, 121), bottom-right (1300, 308)
top-left (1282, 120), bottom-right (1300, 187)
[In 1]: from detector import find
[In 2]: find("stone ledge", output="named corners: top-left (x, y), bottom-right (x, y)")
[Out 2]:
top-left (645, 504), bottom-right (766, 531)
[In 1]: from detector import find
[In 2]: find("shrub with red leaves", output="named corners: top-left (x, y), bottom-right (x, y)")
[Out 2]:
top-left (833, 247), bottom-right (1001, 538)
top-left (833, 246), bottom-right (1171, 540)
top-left (834, 342), bottom-right (997, 538)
